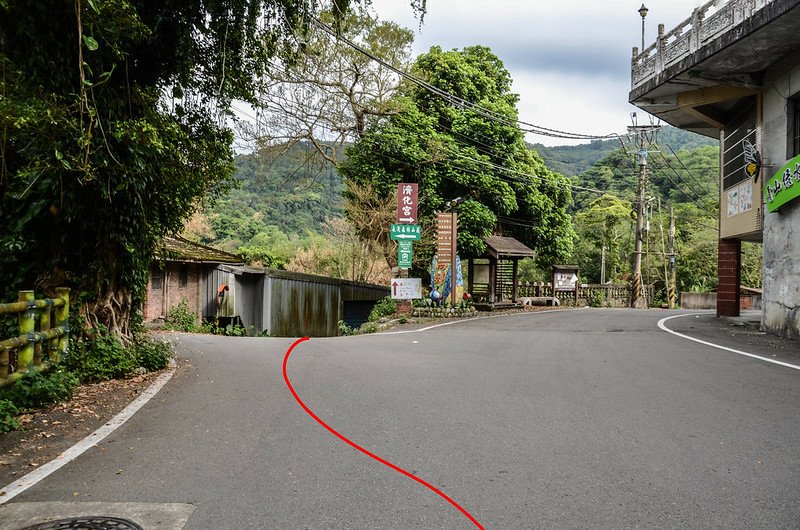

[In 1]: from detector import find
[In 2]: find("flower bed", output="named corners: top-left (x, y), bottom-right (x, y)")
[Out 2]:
top-left (411, 306), bottom-right (479, 318)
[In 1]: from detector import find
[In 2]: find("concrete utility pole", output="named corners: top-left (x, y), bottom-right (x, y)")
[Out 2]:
top-left (600, 245), bottom-right (607, 285)
top-left (628, 123), bottom-right (660, 308)
top-left (631, 148), bottom-right (647, 308)
top-left (668, 206), bottom-right (677, 309)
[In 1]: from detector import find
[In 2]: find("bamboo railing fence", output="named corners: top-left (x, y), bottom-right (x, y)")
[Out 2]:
top-left (0, 288), bottom-right (70, 388)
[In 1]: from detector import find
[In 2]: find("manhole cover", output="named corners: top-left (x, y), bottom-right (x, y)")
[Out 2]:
top-left (22, 517), bottom-right (143, 530)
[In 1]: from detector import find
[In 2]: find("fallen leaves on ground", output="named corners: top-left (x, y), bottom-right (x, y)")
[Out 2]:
top-left (0, 369), bottom-right (167, 488)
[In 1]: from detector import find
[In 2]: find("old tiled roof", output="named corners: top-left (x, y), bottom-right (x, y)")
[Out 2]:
top-left (157, 236), bottom-right (243, 264)
top-left (483, 236), bottom-right (534, 259)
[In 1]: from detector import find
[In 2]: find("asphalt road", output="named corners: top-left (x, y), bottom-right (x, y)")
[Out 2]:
top-left (2, 309), bottom-right (799, 529)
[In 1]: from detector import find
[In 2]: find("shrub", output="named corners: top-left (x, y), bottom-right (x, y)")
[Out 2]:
top-left (0, 399), bottom-right (20, 434)
top-left (131, 335), bottom-right (173, 372)
top-left (164, 299), bottom-right (199, 332)
top-left (368, 297), bottom-right (397, 322)
top-left (359, 322), bottom-right (378, 334)
top-left (0, 368), bottom-right (78, 412)
top-left (66, 327), bottom-right (137, 383)
top-left (588, 290), bottom-right (606, 308)
top-left (337, 320), bottom-right (354, 336)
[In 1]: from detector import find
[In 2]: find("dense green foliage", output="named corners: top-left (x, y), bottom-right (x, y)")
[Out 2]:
top-left (368, 296), bottom-right (397, 322)
top-left (131, 335), bottom-right (172, 372)
top-left (196, 144), bottom-right (345, 260)
top-left (0, 399), bottom-right (21, 434)
top-left (66, 328), bottom-right (170, 382)
top-left (532, 139), bottom-right (619, 178)
top-left (67, 330), bottom-right (138, 382)
top-left (0, 0), bottom-right (425, 338)
top-left (340, 45), bottom-right (575, 272)
top-left (0, 368), bottom-right (79, 433)
top-left (566, 137), bottom-right (762, 295)
top-left (0, 369), bottom-right (79, 411)
top-left (163, 299), bottom-right (201, 333)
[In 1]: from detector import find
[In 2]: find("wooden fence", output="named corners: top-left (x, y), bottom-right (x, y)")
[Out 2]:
top-left (0, 288), bottom-right (70, 388)
top-left (518, 282), bottom-right (654, 307)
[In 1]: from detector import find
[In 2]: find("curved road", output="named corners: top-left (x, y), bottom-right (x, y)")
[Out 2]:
top-left (2, 309), bottom-right (799, 528)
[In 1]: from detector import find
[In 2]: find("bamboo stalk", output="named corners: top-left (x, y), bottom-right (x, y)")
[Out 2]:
top-left (55, 287), bottom-right (70, 363)
top-left (0, 347), bottom-right (8, 382)
top-left (16, 291), bottom-right (35, 375)
top-left (39, 298), bottom-right (52, 366)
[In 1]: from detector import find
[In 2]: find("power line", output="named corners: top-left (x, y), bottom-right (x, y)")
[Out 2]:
top-left (310, 17), bottom-right (622, 141)
top-left (654, 145), bottom-right (717, 200)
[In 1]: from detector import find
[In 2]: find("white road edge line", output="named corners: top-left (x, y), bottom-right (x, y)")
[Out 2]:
top-left (381, 308), bottom-right (574, 334)
top-left (0, 360), bottom-right (177, 505)
top-left (657, 313), bottom-right (800, 371)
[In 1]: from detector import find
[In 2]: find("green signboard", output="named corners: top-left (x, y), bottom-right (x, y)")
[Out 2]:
top-left (766, 154), bottom-right (800, 212)
top-left (398, 241), bottom-right (412, 269)
top-left (390, 224), bottom-right (421, 241)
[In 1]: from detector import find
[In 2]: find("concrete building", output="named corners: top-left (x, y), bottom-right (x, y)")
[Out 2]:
top-left (630, 0), bottom-right (800, 338)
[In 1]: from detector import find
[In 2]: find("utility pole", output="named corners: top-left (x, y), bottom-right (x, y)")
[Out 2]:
top-left (631, 148), bottom-right (647, 308)
top-left (628, 121), bottom-right (660, 308)
top-left (668, 206), bottom-right (677, 309)
top-left (600, 245), bottom-right (607, 285)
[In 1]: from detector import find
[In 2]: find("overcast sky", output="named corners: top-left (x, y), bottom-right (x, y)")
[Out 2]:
top-left (368, 1), bottom-right (707, 146)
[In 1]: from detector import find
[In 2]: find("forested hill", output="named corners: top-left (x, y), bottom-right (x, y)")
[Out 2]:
top-left (195, 129), bottom-right (720, 259)
top-left (229, 145), bottom-right (344, 236)
top-left (531, 126), bottom-right (718, 177)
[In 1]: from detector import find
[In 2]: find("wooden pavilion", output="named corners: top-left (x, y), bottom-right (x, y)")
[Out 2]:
top-left (467, 235), bottom-right (534, 309)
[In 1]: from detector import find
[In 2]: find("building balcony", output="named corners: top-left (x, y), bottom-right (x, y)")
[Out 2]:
top-left (629, 0), bottom-right (800, 137)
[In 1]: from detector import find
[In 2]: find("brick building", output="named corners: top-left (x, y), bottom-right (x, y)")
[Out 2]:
top-left (143, 236), bottom-right (243, 324)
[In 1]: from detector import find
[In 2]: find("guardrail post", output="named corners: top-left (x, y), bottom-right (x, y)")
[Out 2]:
top-left (36, 298), bottom-right (49, 367)
top-left (0, 347), bottom-right (8, 381)
top-left (17, 290), bottom-right (35, 374)
top-left (54, 287), bottom-right (70, 363)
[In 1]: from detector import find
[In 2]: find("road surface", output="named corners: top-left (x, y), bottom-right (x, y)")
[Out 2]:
top-left (2, 309), bottom-right (799, 528)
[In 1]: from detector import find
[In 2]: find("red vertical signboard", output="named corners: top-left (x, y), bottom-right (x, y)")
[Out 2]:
top-left (396, 183), bottom-right (418, 224)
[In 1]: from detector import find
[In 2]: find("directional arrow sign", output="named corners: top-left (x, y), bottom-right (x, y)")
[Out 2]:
top-left (391, 277), bottom-right (421, 300)
top-left (390, 224), bottom-right (421, 241)
top-left (398, 241), bottom-right (412, 269)
top-left (396, 183), bottom-right (418, 224)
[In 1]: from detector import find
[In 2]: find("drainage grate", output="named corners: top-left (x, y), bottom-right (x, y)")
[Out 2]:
top-left (22, 517), bottom-right (144, 530)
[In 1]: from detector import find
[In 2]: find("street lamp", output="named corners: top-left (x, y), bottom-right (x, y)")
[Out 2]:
top-left (638, 4), bottom-right (649, 52)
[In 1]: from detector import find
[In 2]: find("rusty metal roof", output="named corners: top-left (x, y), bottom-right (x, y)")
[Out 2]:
top-left (483, 236), bottom-right (534, 259)
top-left (158, 236), bottom-right (244, 264)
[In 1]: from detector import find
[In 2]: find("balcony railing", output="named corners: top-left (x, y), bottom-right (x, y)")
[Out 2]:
top-left (631, 0), bottom-right (774, 89)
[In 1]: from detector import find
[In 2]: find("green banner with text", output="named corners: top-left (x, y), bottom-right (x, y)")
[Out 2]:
top-left (766, 154), bottom-right (800, 212)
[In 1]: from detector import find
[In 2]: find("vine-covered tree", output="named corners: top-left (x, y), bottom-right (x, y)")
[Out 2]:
top-left (0, 0), bottom-right (426, 338)
top-left (338, 45), bottom-right (575, 271)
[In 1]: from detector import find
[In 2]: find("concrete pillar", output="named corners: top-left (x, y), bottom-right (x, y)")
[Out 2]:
top-left (717, 238), bottom-right (741, 317)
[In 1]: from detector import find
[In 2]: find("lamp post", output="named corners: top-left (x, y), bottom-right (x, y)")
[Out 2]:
top-left (639, 4), bottom-right (649, 52)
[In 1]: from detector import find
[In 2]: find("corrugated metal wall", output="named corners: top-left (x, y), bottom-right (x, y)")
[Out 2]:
top-left (201, 266), bottom-right (389, 337)
top-left (266, 270), bottom-right (389, 337)
top-left (203, 268), bottom-right (235, 320)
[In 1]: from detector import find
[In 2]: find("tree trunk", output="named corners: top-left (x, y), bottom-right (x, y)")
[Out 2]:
top-left (81, 285), bottom-right (133, 343)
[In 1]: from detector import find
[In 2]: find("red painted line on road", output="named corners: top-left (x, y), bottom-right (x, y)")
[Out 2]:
top-left (282, 337), bottom-right (485, 529)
